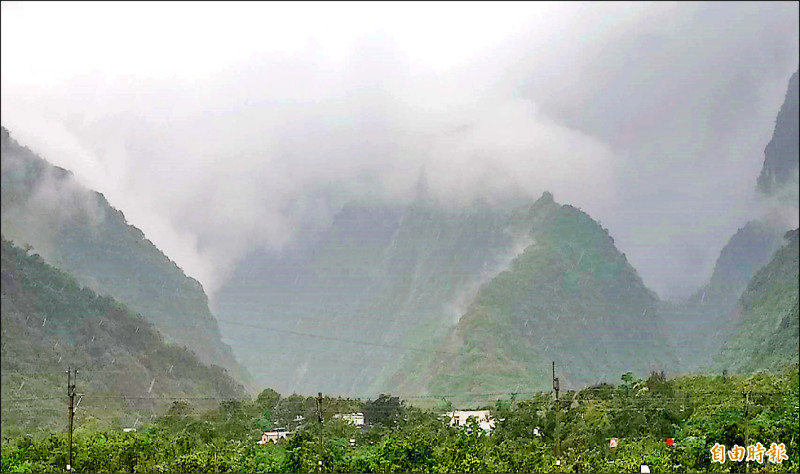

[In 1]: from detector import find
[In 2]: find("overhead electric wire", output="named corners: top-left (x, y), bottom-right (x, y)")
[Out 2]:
top-left (215, 317), bottom-right (460, 356)
top-left (2, 387), bottom-right (787, 405)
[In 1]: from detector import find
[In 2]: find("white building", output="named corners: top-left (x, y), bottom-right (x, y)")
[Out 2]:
top-left (446, 410), bottom-right (495, 432)
top-left (333, 412), bottom-right (365, 426)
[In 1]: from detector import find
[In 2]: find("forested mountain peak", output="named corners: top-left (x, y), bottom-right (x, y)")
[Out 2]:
top-left (394, 193), bottom-right (674, 398)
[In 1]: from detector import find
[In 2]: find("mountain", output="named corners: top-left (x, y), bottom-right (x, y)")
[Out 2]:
top-left (757, 70), bottom-right (799, 198)
top-left (1, 236), bottom-right (244, 439)
top-left (0, 126), bottom-right (250, 388)
top-left (714, 229), bottom-right (799, 372)
top-left (659, 219), bottom-right (787, 372)
top-left (213, 192), bottom-right (535, 396)
top-left (215, 190), bottom-right (678, 399)
top-left (398, 192), bottom-right (677, 399)
top-left (660, 69), bottom-right (799, 373)
top-left (213, 201), bottom-right (405, 396)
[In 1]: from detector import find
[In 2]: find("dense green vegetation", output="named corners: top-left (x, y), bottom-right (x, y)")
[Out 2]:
top-left (0, 126), bottom-right (249, 386)
top-left (3, 368), bottom-right (797, 473)
top-left (1, 236), bottom-right (244, 440)
top-left (415, 193), bottom-right (677, 398)
top-left (715, 229), bottom-right (799, 372)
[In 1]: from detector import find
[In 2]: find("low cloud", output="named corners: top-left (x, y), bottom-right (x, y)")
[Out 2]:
top-left (1, 2), bottom-right (797, 299)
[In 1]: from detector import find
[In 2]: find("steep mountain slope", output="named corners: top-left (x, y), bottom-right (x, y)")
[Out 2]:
top-left (214, 192), bottom-right (537, 396)
top-left (213, 202), bottom-right (405, 395)
top-left (1, 236), bottom-right (244, 439)
top-left (757, 70), bottom-right (799, 198)
top-left (660, 219), bottom-right (787, 371)
top-left (404, 193), bottom-right (677, 399)
top-left (0, 126), bottom-right (250, 387)
top-left (660, 69), bottom-right (798, 372)
top-left (714, 229), bottom-right (799, 372)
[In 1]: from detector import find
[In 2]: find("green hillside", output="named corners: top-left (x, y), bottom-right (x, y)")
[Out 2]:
top-left (660, 219), bottom-right (787, 372)
top-left (714, 229), bottom-right (799, 372)
top-left (1, 236), bottom-right (244, 439)
top-left (358, 196), bottom-right (536, 394)
top-left (0, 126), bottom-right (250, 388)
top-left (406, 193), bottom-right (677, 400)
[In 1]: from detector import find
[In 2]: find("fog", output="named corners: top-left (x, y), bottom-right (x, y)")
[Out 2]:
top-left (2, 1), bottom-right (798, 300)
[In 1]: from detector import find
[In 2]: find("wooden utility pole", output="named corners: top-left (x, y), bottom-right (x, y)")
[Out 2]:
top-left (744, 390), bottom-right (750, 474)
top-left (316, 392), bottom-right (324, 472)
top-left (553, 361), bottom-right (560, 467)
top-left (66, 368), bottom-right (77, 473)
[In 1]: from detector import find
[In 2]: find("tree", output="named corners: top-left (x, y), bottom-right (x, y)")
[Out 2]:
top-left (255, 388), bottom-right (281, 412)
top-left (364, 394), bottom-right (405, 427)
top-left (252, 388), bottom-right (281, 431)
top-left (273, 394), bottom-right (310, 429)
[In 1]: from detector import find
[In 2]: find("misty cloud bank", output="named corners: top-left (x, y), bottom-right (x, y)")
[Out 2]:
top-left (1, 2), bottom-right (798, 299)
top-left (1, 142), bottom-right (106, 259)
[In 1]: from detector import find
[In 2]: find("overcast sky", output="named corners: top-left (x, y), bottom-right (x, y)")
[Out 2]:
top-left (2, 1), bottom-right (798, 300)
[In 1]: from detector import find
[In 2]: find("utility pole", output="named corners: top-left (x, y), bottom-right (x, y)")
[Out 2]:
top-left (744, 390), bottom-right (750, 474)
top-left (316, 392), bottom-right (323, 473)
top-left (553, 361), bottom-right (560, 468)
top-left (66, 368), bottom-right (77, 473)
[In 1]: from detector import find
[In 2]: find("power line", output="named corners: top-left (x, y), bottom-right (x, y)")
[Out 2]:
top-left (216, 318), bottom-right (460, 355)
top-left (216, 315), bottom-right (694, 364)
top-left (3, 388), bottom-right (786, 404)
top-left (4, 396), bottom-right (67, 402)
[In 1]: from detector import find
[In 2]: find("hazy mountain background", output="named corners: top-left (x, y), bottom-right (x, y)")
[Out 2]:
top-left (1, 236), bottom-right (244, 439)
top-left (1, 127), bottom-right (251, 388)
top-left (714, 228), bottom-right (799, 372)
top-left (659, 220), bottom-right (788, 372)
top-left (213, 183), bottom-right (538, 396)
top-left (757, 70), bottom-right (799, 198)
top-left (3, 2), bottom-right (797, 301)
top-left (394, 192), bottom-right (677, 400)
top-left (659, 69), bottom-right (799, 374)
top-left (1, 2), bottom-right (798, 405)
top-left (212, 68), bottom-right (799, 397)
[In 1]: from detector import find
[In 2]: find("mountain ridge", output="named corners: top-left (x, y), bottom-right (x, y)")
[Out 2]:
top-left (659, 68), bottom-right (799, 374)
top-left (0, 125), bottom-right (251, 389)
top-left (757, 69), bottom-right (799, 198)
top-left (1, 235), bottom-right (245, 439)
top-left (714, 228), bottom-right (799, 372)
top-left (396, 192), bottom-right (677, 399)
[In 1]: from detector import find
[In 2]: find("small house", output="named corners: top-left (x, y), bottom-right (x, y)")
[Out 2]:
top-left (257, 428), bottom-right (292, 445)
top-left (446, 410), bottom-right (495, 432)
